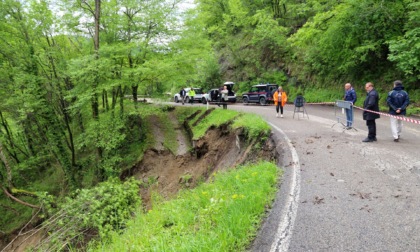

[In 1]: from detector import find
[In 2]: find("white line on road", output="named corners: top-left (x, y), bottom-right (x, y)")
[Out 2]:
top-left (269, 122), bottom-right (301, 252)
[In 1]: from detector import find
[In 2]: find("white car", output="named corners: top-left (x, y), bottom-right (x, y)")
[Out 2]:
top-left (174, 88), bottom-right (206, 103)
top-left (202, 82), bottom-right (236, 104)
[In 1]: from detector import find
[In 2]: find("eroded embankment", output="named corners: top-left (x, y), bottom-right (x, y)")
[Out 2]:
top-left (122, 109), bottom-right (279, 209)
top-left (3, 108), bottom-right (280, 252)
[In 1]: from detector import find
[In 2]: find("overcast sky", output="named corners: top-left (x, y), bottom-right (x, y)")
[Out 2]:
top-left (178, 0), bottom-right (196, 12)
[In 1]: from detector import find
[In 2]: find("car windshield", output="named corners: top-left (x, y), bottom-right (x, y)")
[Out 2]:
top-left (268, 86), bottom-right (277, 92)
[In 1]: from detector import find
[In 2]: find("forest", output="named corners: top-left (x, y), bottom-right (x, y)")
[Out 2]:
top-left (0, 0), bottom-right (419, 249)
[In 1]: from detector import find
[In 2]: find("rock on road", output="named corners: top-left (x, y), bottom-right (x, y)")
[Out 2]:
top-left (225, 103), bottom-right (420, 252)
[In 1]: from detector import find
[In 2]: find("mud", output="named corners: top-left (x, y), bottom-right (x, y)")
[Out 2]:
top-left (127, 125), bottom-right (277, 210)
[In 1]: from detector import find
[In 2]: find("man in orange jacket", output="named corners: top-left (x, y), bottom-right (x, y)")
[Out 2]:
top-left (274, 86), bottom-right (288, 118)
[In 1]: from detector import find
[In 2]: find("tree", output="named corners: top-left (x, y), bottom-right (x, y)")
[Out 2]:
top-left (288, 0), bottom-right (407, 85)
top-left (388, 1), bottom-right (420, 83)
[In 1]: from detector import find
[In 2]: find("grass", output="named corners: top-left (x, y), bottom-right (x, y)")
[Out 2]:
top-left (89, 161), bottom-right (281, 252)
top-left (232, 113), bottom-right (271, 140)
top-left (0, 196), bottom-right (37, 234)
top-left (173, 107), bottom-right (272, 142)
top-left (159, 113), bottom-right (179, 155)
top-left (189, 109), bottom-right (239, 140)
top-left (173, 106), bottom-right (203, 124)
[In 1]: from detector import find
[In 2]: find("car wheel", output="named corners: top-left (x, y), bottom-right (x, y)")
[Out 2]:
top-left (259, 97), bottom-right (266, 106)
top-left (243, 97), bottom-right (249, 104)
top-left (174, 97), bottom-right (179, 103)
top-left (202, 98), bottom-right (207, 104)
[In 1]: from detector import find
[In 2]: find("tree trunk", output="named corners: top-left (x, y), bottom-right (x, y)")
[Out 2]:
top-left (132, 85), bottom-right (138, 103)
top-left (0, 111), bottom-right (22, 163)
top-left (0, 142), bottom-right (13, 189)
top-left (120, 86), bottom-right (126, 117)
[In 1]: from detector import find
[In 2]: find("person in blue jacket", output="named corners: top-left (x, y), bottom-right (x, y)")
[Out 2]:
top-left (343, 83), bottom-right (357, 128)
top-left (386, 80), bottom-right (409, 142)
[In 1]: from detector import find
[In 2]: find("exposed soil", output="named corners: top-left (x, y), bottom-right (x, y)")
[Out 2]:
top-left (126, 123), bottom-right (277, 210)
top-left (1, 229), bottom-right (44, 252)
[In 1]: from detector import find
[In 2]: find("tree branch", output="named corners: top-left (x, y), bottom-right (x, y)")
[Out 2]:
top-left (2, 186), bottom-right (40, 209)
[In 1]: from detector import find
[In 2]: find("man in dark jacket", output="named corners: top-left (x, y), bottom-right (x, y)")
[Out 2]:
top-left (386, 80), bottom-right (409, 142)
top-left (362, 82), bottom-right (380, 142)
top-left (344, 83), bottom-right (357, 128)
top-left (179, 88), bottom-right (186, 105)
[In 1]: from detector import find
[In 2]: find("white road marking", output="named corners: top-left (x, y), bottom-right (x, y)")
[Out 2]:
top-left (269, 122), bottom-right (301, 252)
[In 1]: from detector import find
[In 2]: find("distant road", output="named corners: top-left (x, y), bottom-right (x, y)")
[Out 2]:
top-left (211, 102), bottom-right (420, 251)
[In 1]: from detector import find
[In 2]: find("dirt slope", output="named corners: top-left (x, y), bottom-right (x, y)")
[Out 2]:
top-left (127, 116), bottom-right (278, 209)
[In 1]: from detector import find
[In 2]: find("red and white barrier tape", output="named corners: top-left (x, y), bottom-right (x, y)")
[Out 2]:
top-left (305, 102), bottom-right (336, 105)
top-left (281, 102), bottom-right (335, 107)
top-left (352, 105), bottom-right (420, 125)
top-left (278, 101), bottom-right (420, 125)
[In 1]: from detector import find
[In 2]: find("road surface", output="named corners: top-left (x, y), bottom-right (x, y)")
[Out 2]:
top-left (224, 103), bottom-right (420, 252)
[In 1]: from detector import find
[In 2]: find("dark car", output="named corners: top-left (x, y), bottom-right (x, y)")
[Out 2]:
top-left (242, 84), bottom-right (278, 105)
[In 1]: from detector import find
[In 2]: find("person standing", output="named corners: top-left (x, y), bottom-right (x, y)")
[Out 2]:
top-left (219, 85), bottom-right (229, 109)
top-left (179, 88), bottom-right (186, 105)
top-left (343, 83), bottom-right (357, 128)
top-left (273, 86), bottom-right (288, 118)
top-left (188, 88), bottom-right (196, 105)
top-left (386, 80), bottom-right (409, 142)
top-left (362, 82), bottom-right (380, 142)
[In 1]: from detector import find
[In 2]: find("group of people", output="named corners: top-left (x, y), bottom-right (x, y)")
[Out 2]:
top-left (272, 80), bottom-right (410, 143)
top-left (179, 86), bottom-right (230, 105)
top-left (180, 80), bottom-right (410, 143)
top-left (344, 80), bottom-right (410, 143)
top-left (179, 88), bottom-right (196, 105)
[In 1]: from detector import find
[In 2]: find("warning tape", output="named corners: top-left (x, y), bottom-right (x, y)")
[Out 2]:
top-left (281, 102), bottom-right (335, 107)
top-left (305, 102), bottom-right (336, 105)
top-left (352, 105), bottom-right (420, 125)
top-left (278, 101), bottom-right (420, 125)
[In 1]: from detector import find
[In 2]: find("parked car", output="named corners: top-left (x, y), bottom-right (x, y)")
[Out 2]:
top-left (202, 82), bottom-right (237, 104)
top-left (174, 88), bottom-right (206, 103)
top-left (242, 84), bottom-right (278, 105)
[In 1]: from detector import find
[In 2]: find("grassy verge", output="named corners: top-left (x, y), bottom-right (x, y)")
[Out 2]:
top-left (190, 109), bottom-right (238, 140)
top-left (159, 113), bottom-right (179, 155)
top-left (89, 161), bottom-right (281, 252)
top-left (174, 107), bottom-right (271, 141)
top-left (232, 113), bottom-right (271, 140)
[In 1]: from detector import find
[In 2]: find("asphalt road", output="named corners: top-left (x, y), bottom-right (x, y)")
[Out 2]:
top-left (215, 102), bottom-right (420, 252)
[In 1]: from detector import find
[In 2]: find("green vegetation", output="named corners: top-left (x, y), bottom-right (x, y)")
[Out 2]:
top-left (190, 0), bottom-right (418, 111)
top-left (160, 113), bottom-right (179, 154)
top-left (34, 178), bottom-right (141, 251)
top-left (232, 114), bottom-right (271, 140)
top-left (1, 101), bottom-right (278, 250)
top-left (89, 161), bottom-right (280, 252)
top-left (174, 107), bottom-right (272, 141)
top-left (190, 109), bottom-right (239, 139)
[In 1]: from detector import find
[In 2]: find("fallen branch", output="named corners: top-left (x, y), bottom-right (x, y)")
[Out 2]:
top-left (1, 186), bottom-right (40, 209)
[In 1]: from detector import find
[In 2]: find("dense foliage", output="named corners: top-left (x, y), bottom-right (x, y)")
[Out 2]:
top-left (191, 0), bottom-right (419, 106)
top-left (35, 178), bottom-right (141, 251)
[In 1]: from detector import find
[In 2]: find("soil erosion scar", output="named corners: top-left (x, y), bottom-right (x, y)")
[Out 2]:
top-left (269, 122), bottom-right (301, 252)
